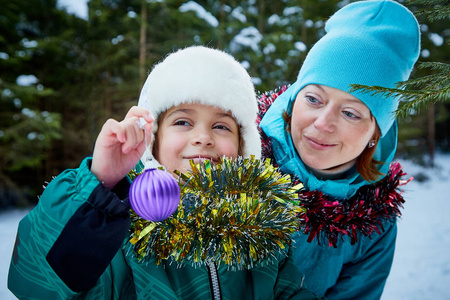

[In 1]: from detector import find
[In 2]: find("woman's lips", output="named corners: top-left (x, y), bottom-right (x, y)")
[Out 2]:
top-left (305, 136), bottom-right (337, 150)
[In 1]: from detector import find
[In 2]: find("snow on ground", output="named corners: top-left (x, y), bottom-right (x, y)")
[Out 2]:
top-left (0, 208), bottom-right (31, 300)
top-left (381, 153), bottom-right (450, 300)
top-left (1, 153), bottom-right (449, 299)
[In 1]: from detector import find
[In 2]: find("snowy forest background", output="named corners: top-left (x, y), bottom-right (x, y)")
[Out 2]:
top-left (0, 0), bottom-right (449, 299)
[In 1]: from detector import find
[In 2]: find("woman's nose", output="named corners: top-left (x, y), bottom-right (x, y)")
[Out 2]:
top-left (314, 108), bottom-right (337, 133)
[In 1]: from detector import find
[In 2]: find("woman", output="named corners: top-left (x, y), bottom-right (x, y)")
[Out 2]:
top-left (258, 0), bottom-right (421, 299)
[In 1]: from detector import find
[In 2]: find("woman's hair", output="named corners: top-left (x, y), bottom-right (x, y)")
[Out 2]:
top-left (356, 125), bottom-right (383, 182)
top-left (282, 111), bottom-right (383, 182)
top-left (153, 109), bottom-right (244, 163)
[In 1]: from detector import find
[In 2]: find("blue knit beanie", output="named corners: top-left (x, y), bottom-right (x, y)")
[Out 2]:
top-left (292, 0), bottom-right (420, 137)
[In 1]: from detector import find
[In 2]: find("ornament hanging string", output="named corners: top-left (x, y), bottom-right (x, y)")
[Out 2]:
top-left (136, 117), bottom-right (158, 170)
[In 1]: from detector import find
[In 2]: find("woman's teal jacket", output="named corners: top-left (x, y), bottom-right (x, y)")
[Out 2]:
top-left (259, 86), bottom-right (405, 299)
top-left (8, 158), bottom-right (318, 300)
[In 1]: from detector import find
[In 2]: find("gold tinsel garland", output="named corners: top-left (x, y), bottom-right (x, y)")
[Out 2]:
top-left (125, 156), bottom-right (304, 270)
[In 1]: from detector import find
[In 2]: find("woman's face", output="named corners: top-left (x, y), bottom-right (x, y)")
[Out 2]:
top-left (290, 84), bottom-right (376, 171)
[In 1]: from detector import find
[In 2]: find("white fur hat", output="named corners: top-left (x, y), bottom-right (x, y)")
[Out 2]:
top-left (138, 46), bottom-right (261, 165)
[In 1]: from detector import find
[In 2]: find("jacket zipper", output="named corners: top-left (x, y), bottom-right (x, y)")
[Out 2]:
top-left (207, 261), bottom-right (221, 300)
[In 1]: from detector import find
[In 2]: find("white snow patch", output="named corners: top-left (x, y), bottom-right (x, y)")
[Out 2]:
top-left (179, 1), bottom-right (219, 27)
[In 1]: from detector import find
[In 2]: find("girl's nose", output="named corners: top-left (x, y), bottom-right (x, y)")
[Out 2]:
top-left (192, 128), bottom-right (214, 147)
top-left (313, 108), bottom-right (337, 133)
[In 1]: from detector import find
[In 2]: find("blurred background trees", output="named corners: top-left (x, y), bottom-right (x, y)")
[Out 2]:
top-left (1, 0), bottom-right (448, 207)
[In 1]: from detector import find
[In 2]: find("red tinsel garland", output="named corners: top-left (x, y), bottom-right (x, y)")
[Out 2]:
top-left (257, 86), bottom-right (288, 163)
top-left (296, 162), bottom-right (409, 247)
top-left (257, 86), bottom-right (411, 248)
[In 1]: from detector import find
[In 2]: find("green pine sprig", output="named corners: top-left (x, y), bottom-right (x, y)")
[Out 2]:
top-left (405, 0), bottom-right (450, 22)
top-left (350, 62), bottom-right (450, 118)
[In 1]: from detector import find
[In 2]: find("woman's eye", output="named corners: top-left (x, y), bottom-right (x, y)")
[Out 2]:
top-left (343, 111), bottom-right (360, 119)
top-left (306, 95), bottom-right (320, 104)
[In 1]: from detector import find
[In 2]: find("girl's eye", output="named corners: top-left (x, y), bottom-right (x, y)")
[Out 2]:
top-left (173, 120), bottom-right (191, 126)
top-left (213, 124), bottom-right (231, 131)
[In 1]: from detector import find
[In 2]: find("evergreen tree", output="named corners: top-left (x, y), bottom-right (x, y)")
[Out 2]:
top-left (1, 0), bottom-right (447, 206)
top-left (0, 0), bottom-right (71, 205)
top-left (215, 0), bottom-right (341, 92)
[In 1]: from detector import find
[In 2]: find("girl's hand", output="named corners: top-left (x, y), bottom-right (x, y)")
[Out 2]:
top-left (91, 106), bottom-right (154, 190)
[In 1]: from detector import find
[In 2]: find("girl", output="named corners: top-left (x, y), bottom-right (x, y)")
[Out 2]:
top-left (8, 46), bottom-right (318, 299)
top-left (259, 1), bottom-right (421, 299)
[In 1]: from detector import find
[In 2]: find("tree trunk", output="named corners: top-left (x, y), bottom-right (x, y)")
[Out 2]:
top-left (139, 0), bottom-right (147, 83)
top-left (258, 0), bottom-right (266, 34)
top-left (218, 0), bottom-right (225, 49)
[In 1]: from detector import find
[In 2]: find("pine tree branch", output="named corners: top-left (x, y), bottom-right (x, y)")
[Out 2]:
top-left (402, 63), bottom-right (449, 90)
top-left (401, 72), bottom-right (447, 90)
top-left (405, 0), bottom-right (450, 21)
top-left (350, 61), bottom-right (449, 118)
top-left (405, 0), bottom-right (447, 4)
top-left (397, 89), bottom-right (448, 115)
top-left (417, 61), bottom-right (450, 71)
top-left (350, 83), bottom-right (449, 118)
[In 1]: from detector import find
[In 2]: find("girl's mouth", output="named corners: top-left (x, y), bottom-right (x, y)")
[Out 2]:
top-left (184, 155), bottom-right (219, 164)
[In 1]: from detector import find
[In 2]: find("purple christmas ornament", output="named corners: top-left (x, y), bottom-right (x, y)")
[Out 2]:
top-left (129, 168), bottom-right (181, 222)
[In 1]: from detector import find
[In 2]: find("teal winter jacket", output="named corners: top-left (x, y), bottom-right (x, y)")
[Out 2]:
top-left (8, 157), bottom-right (318, 300)
top-left (258, 86), bottom-right (406, 299)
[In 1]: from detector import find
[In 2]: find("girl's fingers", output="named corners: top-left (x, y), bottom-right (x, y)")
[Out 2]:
top-left (101, 107), bottom-right (153, 154)
top-left (143, 122), bottom-right (153, 143)
top-left (104, 119), bottom-right (126, 144)
top-left (125, 106), bottom-right (154, 124)
top-left (121, 118), bottom-right (145, 153)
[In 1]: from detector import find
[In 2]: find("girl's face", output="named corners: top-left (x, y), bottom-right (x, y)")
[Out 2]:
top-left (155, 103), bottom-right (240, 174)
top-left (290, 84), bottom-right (376, 171)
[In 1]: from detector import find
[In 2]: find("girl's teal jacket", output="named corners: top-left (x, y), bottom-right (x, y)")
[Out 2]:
top-left (8, 158), bottom-right (318, 300)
